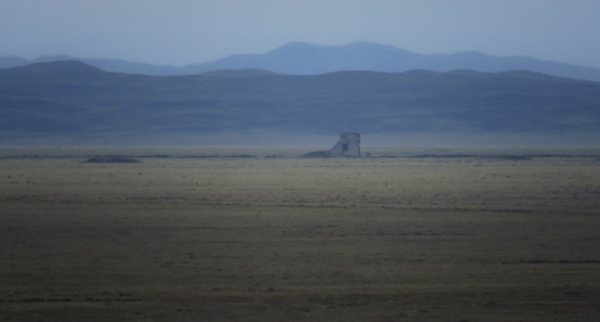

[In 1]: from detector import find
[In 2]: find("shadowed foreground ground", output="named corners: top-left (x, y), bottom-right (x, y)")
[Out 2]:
top-left (1, 147), bottom-right (599, 321)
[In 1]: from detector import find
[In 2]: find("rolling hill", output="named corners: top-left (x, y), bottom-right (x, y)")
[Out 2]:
top-left (2, 42), bottom-right (600, 83)
top-left (1, 61), bottom-right (599, 145)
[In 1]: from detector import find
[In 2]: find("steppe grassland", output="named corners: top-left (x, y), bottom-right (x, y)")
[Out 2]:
top-left (1, 146), bottom-right (600, 321)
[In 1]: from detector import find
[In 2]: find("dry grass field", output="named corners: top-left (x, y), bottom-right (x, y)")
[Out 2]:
top-left (1, 146), bottom-right (600, 321)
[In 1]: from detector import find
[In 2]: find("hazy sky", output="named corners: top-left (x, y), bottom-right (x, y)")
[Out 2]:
top-left (2, 0), bottom-right (600, 67)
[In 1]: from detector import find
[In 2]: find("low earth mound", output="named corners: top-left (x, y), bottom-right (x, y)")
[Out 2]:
top-left (82, 156), bottom-right (141, 163)
top-left (301, 151), bottom-right (329, 158)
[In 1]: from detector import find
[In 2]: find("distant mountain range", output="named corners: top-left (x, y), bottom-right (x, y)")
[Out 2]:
top-left (2, 42), bottom-right (600, 82)
top-left (1, 60), bottom-right (599, 145)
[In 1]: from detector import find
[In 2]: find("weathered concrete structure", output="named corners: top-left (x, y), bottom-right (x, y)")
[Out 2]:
top-left (327, 133), bottom-right (360, 157)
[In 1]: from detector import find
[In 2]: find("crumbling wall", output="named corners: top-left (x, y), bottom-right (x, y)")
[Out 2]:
top-left (327, 133), bottom-right (360, 157)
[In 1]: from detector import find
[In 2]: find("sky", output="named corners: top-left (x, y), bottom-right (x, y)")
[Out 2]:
top-left (2, 0), bottom-right (600, 68)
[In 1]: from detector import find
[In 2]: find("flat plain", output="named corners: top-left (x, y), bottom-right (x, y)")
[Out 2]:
top-left (1, 146), bottom-right (600, 321)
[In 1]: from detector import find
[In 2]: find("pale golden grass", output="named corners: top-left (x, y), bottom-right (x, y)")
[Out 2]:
top-left (1, 146), bottom-right (599, 321)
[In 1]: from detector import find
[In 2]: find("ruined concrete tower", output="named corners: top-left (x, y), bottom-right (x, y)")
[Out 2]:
top-left (327, 133), bottom-right (360, 157)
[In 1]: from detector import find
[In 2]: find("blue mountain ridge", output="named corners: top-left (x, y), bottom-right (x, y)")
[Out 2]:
top-left (2, 42), bottom-right (600, 82)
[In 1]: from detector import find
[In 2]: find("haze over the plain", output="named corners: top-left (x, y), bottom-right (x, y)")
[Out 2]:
top-left (1, 0), bottom-right (600, 68)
